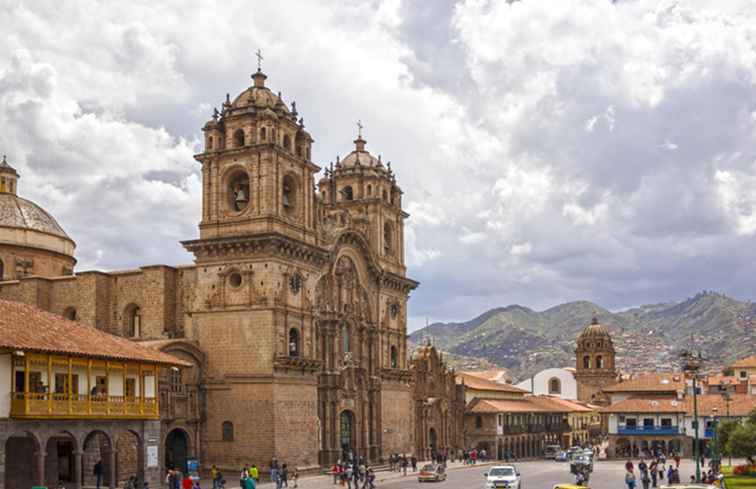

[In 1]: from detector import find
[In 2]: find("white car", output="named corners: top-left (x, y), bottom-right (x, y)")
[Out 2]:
top-left (484, 465), bottom-right (521, 489)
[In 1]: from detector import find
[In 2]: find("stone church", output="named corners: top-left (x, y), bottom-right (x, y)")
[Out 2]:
top-left (0, 67), bottom-right (428, 472)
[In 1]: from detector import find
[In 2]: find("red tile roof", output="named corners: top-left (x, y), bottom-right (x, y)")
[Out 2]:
top-left (0, 299), bottom-right (191, 366)
top-left (685, 394), bottom-right (756, 417)
top-left (603, 373), bottom-right (684, 393)
top-left (601, 397), bottom-right (687, 414)
top-left (467, 398), bottom-right (557, 414)
top-left (457, 372), bottom-right (528, 394)
top-left (732, 355), bottom-right (756, 369)
top-left (530, 395), bottom-right (595, 413)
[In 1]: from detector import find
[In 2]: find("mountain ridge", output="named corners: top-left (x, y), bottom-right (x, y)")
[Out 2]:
top-left (409, 291), bottom-right (756, 381)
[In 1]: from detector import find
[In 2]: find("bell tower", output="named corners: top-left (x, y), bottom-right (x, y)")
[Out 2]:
top-left (0, 155), bottom-right (19, 195)
top-left (574, 316), bottom-right (617, 403)
top-left (317, 127), bottom-right (408, 277)
top-left (194, 66), bottom-right (320, 245)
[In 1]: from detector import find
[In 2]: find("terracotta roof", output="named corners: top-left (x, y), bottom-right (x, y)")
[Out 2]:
top-left (0, 299), bottom-right (191, 366)
top-left (467, 398), bottom-right (559, 414)
top-left (601, 397), bottom-right (687, 414)
top-left (685, 394), bottom-right (756, 417)
top-left (530, 395), bottom-right (595, 413)
top-left (603, 373), bottom-right (684, 393)
top-left (457, 372), bottom-right (528, 394)
top-left (732, 355), bottom-right (756, 369)
top-left (460, 369), bottom-right (512, 383)
top-left (706, 374), bottom-right (740, 386)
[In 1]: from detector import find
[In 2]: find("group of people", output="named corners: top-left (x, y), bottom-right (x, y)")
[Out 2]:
top-left (330, 458), bottom-right (376, 489)
top-left (387, 453), bottom-right (417, 474)
top-left (623, 455), bottom-right (683, 489)
top-left (461, 448), bottom-right (485, 464)
top-left (165, 469), bottom-right (199, 489)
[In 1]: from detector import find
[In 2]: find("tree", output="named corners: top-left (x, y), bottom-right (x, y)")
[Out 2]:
top-left (718, 420), bottom-right (740, 457)
top-left (726, 411), bottom-right (756, 465)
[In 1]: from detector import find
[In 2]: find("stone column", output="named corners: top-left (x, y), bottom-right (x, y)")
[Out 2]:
top-left (73, 451), bottom-right (83, 489)
top-left (108, 449), bottom-right (117, 489)
top-left (34, 450), bottom-right (46, 487)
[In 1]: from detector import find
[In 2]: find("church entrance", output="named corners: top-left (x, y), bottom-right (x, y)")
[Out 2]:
top-left (340, 410), bottom-right (355, 458)
top-left (165, 429), bottom-right (189, 473)
top-left (429, 428), bottom-right (438, 457)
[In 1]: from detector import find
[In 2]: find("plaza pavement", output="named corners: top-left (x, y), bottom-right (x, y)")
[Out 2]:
top-left (243, 457), bottom-right (721, 489)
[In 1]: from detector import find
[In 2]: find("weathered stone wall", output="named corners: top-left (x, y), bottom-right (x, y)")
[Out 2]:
top-left (380, 382), bottom-right (414, 456)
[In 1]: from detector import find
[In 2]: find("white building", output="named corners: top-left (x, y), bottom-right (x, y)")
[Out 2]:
top-left (515, 367), bottom-right (578, 400)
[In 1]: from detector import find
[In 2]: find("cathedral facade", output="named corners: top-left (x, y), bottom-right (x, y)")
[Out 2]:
top-left (0, 68), bottom-right (418, 472)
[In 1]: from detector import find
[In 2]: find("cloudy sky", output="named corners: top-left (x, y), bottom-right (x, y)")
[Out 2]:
top-left (3, 0), bottom-right (756, 331)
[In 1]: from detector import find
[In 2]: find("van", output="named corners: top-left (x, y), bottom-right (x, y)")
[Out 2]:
top-left (544, 445), bottom-right (561, 459)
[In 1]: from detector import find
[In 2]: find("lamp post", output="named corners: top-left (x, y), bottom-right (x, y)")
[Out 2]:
top-left (681, 350), bottom-right (703, 483)
top-left (711, 406), bottom-right (720, 475)
top-left (722, 389), bottom-right (732, 468)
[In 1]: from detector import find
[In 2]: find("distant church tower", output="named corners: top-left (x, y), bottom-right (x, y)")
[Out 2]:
top-left (574, 316), bottom-right (617, 402)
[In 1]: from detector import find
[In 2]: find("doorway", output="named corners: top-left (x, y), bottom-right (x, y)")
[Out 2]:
top-left (165, 429), bottom-right (189, 473)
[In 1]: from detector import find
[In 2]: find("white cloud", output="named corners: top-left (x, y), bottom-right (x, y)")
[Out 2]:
top-left (5, 1), bottom-right (756, 329)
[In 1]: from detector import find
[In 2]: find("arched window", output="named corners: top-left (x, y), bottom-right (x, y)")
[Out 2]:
top-left (282, 175), bottom-right (296, 211)
top-left (475, 415), bottom-right (483, 429)
top-left (296, 145), bottom-right (302, 157)
top-left (260, 127), bottom-right (267, 142)
top-left (207, 136), bottom-right (213, 150)
top-left (170, 368), bottom-right (184, 393)
top-left (548, 377), bottom-right (561, 395)
top-left (222, 421), bottom-right (234, 441)
top-left (367, 184), bottom-right (372, 196)
top-left (289, 328), bottom-right (300, 357)
top-left (283, 134), bottom-right (291, 151)
top-left (233, 129), bottom-right (245, 147)
top-left (342, 186), bottom-right (353, 201)
top-left (228, 171), bottom-right (250, 212)
top-left (63, 307), bottom-right (77, 321)
top-left (390, 345), bottom-right (398, 369)
top-left (125, 304), bottom-right (141, 338)
top-left (596, 355), bottom-right (603, 369)
top-left (383, 222), bottom-right (394, 255)
top-left (0, 258), bottom-right (4, 280)
top-left (342, 324), bottom-right (350, 353)
top-left (583, 355), bottom-right (591, 369)
top-left (382, 189), bottom-right (388, 201)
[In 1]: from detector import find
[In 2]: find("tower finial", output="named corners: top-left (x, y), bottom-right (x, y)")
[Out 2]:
top-left (255, 48), bottom-right (264, 72)
top-left (357, 119), bottom-right (363, 138)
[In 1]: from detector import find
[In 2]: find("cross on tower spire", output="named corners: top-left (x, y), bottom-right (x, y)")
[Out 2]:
top-left (255, 49), bottom-right (264, 72)
top-left (357, 120), bottom-right (363, 138)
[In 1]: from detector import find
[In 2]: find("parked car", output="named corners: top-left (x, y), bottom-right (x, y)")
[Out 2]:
top-left (553, 485), bottom-right (591, 489)
top-left (555, 451), bottom-right (570, 462)
top-left (544, 445), bottom-right (562, 459)
top-left (484, 465), bottom-right (521, 489)
top-left (418, 464), bottom-right (447, 482)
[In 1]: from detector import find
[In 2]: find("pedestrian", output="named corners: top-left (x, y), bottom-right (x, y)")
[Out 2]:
top-left (649, 460), bottom-right (658, 488)
top-left (641, 468), bottom-right (651, 489)
top-left (401, 454), bottom-right (408, 476)
top-left (658, 459), bottom-right (665, 481)
top-left (211, 465), bottom-right (218, 489)
top-left (213, 470), bottom-right (224, 489)
top-left (365, 468), bottom-right (376, 489)
top-left (271, 464), bottom-right (282, 489)
top-left (344, 463), bottom-right (353, 489)
top-left (666, 465), bottom-right (674, 483)
top-left (94, 460), bottom-right (104, 489)
top-left (240, 465), bottom-right (249, 489)
top-left (625, 469), bottom-right (637, 489)
top-left (292, 468), bottom-right (299, 489)
top-left (625, 460), bottom-right (634, 472)
top-left (331, 461), bottom-right (340, 485)
top-left (674, 454), bottom-right (681, 468)
top-left (181, 474), bottom-right (192, 489)
top-left (242, 474), bottom-right (256, 489)
top-left (638, 459), bottom-right (647, 476)
top-left (411, 454), bottom-right (417, 472)
top-left (249, 465), bottom-right (259, 483)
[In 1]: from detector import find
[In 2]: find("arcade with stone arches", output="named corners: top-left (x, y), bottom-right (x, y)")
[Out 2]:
top-left (0, 420), bottom-right (161, 489)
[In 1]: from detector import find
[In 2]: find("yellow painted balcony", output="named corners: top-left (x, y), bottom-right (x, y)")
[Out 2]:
top-left (10, 392), bottom-right (159, 419)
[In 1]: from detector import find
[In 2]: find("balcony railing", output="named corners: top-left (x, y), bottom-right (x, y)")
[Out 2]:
top-left (617, 425), bottom-right (679, 436)
top-left (10, 392), bottom-right (159, 419)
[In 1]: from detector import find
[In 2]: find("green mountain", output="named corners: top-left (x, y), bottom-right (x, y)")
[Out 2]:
top-left (409, 291), bottom-right (756, 381)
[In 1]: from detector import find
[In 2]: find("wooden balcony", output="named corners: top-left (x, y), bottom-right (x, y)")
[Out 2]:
top-left (10, 392), bottom-right (159, 420)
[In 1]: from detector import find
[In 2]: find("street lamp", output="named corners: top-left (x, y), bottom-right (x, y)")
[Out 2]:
top-left (711, 406), bottom-right (720, 475)
top-left (681, 350), bottom-right (704, 483)
top-left (722, 388), bottom-right (732, 468)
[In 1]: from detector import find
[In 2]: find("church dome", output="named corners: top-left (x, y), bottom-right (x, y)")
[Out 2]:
top-left (340, 135), bottom-right (383, 169)
top-left (0, 157), bottom-right (76, 266)
top-left (579, 316), bottom-right (611, 339)
top-left (0, 194), bottom-right (71, 240)
top-left (230, 70), bottom-right (290, 116)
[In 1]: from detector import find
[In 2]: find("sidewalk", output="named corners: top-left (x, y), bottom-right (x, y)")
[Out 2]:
top-left (210, 460), bottom-right (501, 489)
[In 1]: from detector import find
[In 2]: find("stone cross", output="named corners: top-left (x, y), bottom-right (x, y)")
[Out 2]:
top-left (255, 49), bottom-right (264, 71)
top-left (357, 120), bottom-right (363, 137)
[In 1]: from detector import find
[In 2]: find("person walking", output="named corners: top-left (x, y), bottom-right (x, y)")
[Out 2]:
top-left (649, 460), bottom-right (658, 488)
top-left (249, 465), bottom-right (259, 484)
top-left (242, 474), bottom-right (256, 489)
top-left (291, 468), bottom-right (298, 489)
top-left (271, 464), bottom-right (282, 489)
top-left (93, 460), bottom-right (104, 489)
top-left (411, 454), bottom-right (417, 472)
top-left (331, 462), bottom-right (340, 485)
top-left (240, 466), bottom-right (249, 489)
top-left (210, 465), bottom-right (218, 489)
top-left (281, 464), bottom-right (289, 488)
top-left (401, 454), bottom-right (408, 476)
top-left (625, 469), bottom-right (637, 489)
top-left (641, 468), bottom-right (651, 489)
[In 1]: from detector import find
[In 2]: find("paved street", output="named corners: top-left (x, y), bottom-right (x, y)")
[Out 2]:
top-left (281, 459), bottom-right (707, 489)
